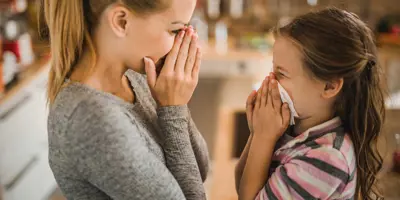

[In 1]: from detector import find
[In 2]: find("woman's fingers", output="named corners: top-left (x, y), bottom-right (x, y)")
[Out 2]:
top-left (144, 57), bottom-right (156, 88)
top-left (185, 33), bottom-right (198, 76)
top-left (175, 27), bottom-right (194, 73)
top-left (261, 77), bottom-right (269, 106)
top-left (163, 30), bottom-right (185, 73)
top-left (192, 48), bottom-right (202, 80)
top-left (271, 79), bottom-right (282, 111)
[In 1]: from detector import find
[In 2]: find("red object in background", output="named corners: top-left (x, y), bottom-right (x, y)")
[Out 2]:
top-left (0, 0), bottom-right (27, 13)
top-left (0, 0), bottom-right (12, 9)
top-left (2, 40), bottom-right (20, 62)
top-left (392, 25), bottom-right (400, 36)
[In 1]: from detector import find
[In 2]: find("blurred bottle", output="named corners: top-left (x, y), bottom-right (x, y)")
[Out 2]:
top-left (207, 0), bottom-right (221, 19)
top-left (2, 15), bottom-right (35, 71)
top-left (230, 0), bottom-right (244, 19)
top-left (191, 7), bottom-right (208, 47)
top-left (12, 0), bottom-right (27, 13)
top-left (215, 20), bottom-right (228, 54)
top-left (394, 133), bottom-right (400, 173)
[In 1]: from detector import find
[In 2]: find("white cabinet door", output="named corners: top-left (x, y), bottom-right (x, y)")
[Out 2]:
top-left (0, 93), bottom-right (42, 187)
top-left (4, 150), bottom-right (57, 200)
top-left (0, 88), bottom-right (51, 196)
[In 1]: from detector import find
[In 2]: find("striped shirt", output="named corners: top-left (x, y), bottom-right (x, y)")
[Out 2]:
top-left (256, 117), bottom-right (357, 200)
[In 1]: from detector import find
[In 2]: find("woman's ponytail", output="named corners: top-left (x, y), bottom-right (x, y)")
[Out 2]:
top-left (42, 0), bottom-right (95, 105)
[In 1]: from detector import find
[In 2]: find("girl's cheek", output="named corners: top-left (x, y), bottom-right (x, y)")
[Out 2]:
top-left (279, 81), bottom-right (295, 100)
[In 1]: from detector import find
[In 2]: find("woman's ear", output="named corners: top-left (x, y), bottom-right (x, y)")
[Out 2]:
top-left (107, 6), bottom-right (131, 38)
top-left (322, 78), bottom-right (344, 99)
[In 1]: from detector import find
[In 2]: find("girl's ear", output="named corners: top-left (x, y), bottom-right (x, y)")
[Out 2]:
top-left (322, 78), bottom-right (344, 99)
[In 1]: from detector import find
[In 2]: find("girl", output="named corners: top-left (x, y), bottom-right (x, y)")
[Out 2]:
top-left (235, 8), bottom-right (385, 200)
top-left (42, 0), bottom-right (209, 199)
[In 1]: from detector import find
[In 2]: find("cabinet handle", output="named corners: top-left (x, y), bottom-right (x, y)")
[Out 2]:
top-left (0, 94), bottom-right (31, 121)
top-left (4, 155), bottom-right (39, 191)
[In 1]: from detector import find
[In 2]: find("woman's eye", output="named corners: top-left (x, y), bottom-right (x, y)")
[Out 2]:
top-left (171, 29), bottom-right (183, 35)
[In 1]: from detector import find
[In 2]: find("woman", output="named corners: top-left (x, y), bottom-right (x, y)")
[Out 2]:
top-left (43, 0), bottom-right (209, 199)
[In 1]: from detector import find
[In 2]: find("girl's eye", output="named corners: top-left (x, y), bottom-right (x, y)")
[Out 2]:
top-left (276, 72), bottom-right (286, 79)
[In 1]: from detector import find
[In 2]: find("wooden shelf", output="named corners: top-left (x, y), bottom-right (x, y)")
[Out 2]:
top-left (378, 34), bottom-right (400, 46)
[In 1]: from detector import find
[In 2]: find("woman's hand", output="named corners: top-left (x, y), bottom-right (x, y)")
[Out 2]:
top-left (145, 27), bottom-right (202, 106)
top-left (252, 75), bottom-right (290, 142)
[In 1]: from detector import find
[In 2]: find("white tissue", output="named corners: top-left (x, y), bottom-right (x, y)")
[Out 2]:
top-left (277, 82), bottom-right (299, 125)
top-left (252, 81), bottom-right (299, 125)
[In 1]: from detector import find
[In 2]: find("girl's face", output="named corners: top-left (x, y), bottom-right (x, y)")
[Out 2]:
top-left (272, 37), bottom-right (328, 121)
top-left (102, 0), bottom-right (196, 73)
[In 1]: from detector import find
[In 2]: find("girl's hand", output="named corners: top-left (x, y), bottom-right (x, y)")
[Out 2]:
top-left (252, 76), bottom-right (290, 141)
top-left (145, 27), bottom-right (202, 106)
top-left (246, 90), bottom-right (258, 134)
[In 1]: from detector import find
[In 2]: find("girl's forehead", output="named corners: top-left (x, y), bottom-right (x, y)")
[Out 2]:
top-left (273, 38), bottom-right (304, 73)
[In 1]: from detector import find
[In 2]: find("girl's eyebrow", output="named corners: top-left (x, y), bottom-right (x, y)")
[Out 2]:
top-left (277, 65), bottom-right (289, 73)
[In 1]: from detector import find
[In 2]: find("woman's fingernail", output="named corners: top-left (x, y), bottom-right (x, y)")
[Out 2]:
top-left (271, 79), bottom-right (276, 84)
top-left (179, 30), bottom-right (185, 38)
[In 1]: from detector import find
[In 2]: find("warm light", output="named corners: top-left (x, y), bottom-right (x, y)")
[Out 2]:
top-left (307, 0), bottom-right (318, 6)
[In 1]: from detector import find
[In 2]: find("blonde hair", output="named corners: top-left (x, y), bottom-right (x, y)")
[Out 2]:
top-left (41, 0), bottom-right (169, 105)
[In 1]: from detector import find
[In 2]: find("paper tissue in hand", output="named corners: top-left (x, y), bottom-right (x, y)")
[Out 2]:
top-left (277, 82), bottom-right (299, 125)
top-left (252, 81), bottom-right (299, 125)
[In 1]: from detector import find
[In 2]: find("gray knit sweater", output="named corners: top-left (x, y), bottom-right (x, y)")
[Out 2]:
top-left (47, 70), bottom-right (209, 200)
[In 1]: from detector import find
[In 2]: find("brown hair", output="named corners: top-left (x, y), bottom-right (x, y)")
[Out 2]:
top-left (40, 0), bottom-right (169, 104)
top-left (274, 8), bottom-right (385, 200)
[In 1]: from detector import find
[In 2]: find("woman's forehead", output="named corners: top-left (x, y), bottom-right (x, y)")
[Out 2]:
top-left (160, 0), bottom-right (196, 24)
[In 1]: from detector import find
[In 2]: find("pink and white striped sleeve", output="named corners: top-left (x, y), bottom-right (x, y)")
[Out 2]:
top-left (256, 147), bottom-right (351, 200)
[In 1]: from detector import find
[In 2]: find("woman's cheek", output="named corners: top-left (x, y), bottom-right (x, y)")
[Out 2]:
top-left (159, 36), bottom-right (175, 58)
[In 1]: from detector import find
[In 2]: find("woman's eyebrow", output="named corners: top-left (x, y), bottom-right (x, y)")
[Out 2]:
top-left (171, 21), bottom-right (189, 26)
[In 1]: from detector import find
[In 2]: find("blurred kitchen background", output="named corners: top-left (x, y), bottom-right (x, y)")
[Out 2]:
top-left (0, 0), bottom-right (399, 199)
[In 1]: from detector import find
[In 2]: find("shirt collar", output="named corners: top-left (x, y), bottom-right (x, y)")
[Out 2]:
top-left (278, 117), bottom-right (342, 151)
